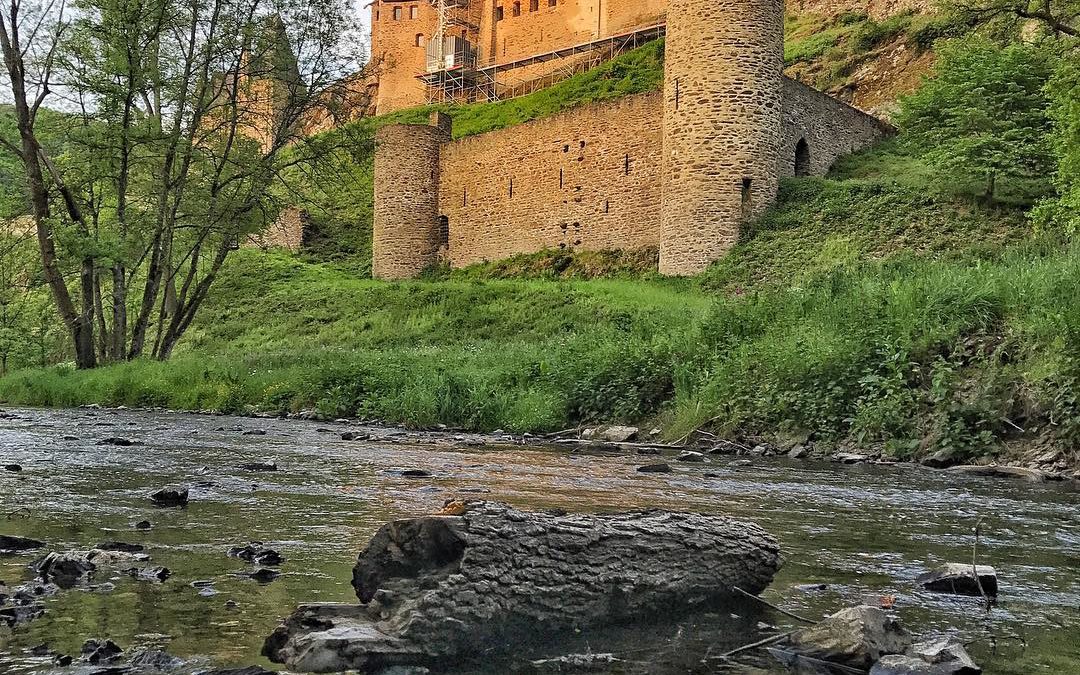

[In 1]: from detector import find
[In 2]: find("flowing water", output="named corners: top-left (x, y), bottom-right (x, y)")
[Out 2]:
top-left (0, 407), bottom-right (1077, 674)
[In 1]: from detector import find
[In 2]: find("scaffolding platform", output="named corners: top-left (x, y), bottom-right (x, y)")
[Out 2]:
top-left (418, 22), bottom-right (667, 106)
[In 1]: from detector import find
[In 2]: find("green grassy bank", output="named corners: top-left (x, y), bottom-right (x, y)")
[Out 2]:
top-left (3, 164), bottom-right (1076, 466)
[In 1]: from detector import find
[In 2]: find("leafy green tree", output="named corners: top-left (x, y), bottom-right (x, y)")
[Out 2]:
top-left (0, 0), bottom-right (368, 367)
top-left (896, 38), bottom-right (1054, 202)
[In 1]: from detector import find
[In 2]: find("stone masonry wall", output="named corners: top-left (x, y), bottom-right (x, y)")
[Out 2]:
top-left (373, 123), bottom-right (448, 279)
top-left (659, 0), bottom-right (784, 276)
top-left (439, 92), bottom-right (663, 267)
top-left (780, 77), bottom-right (891, 177)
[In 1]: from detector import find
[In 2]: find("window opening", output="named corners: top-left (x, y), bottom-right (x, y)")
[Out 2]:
top-left (795, 138), bottom-right (811, 177)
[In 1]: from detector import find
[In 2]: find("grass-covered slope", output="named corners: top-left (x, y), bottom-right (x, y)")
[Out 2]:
top-left (4, 138), bottom-right (1077, 467)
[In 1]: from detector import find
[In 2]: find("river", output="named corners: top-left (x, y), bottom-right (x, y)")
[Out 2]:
top-left (0, 407), bottom-right (1077, 673)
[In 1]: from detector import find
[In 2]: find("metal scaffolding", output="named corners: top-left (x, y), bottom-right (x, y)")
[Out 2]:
top-left (418, 22), bottom-right (666, 106)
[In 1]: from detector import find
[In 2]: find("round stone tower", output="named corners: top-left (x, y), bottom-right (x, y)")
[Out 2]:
top-left (659, 0), bottom-right (784, 276)
top-left (372, 120), bottom-right (448, 280)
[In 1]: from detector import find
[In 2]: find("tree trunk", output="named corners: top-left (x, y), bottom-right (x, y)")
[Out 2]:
top-left (264, 502), bottom-right (782, 673)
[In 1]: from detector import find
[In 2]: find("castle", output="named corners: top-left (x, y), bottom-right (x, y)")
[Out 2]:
top-left (370, 0), bottom-right (898, 277)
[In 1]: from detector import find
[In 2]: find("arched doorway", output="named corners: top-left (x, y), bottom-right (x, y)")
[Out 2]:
top-left (795, 138), bottom-right (811, 177)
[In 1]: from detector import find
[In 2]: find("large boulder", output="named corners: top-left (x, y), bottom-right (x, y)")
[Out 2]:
top-left (789, 605), bottom-right (912, 669)
top-left (264, 502), bottom-right (781, 673)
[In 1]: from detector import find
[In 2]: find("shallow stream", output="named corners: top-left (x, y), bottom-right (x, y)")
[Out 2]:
top-left (0, 407), bottom-right (1078, 673)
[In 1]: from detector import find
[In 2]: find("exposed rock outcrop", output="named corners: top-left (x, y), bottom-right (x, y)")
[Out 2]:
top-left (264, 502), bottom-right (780, 673)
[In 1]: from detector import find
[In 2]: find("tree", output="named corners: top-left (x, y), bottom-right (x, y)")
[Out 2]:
top-left (895, 38), bottom-right (1054, 202)
top-left (947, 0), bottom-right (1079, 38)
top-left (0, 0), bottom-right (369, 367)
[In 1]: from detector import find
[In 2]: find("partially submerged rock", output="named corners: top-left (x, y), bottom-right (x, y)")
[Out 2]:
top-left (581, 425), bottom-right (639, 443)
top-left (636, 463), bottom-right (671, 473)
top-left (239, 461), bottom-right (278, 472)
top-left (229, 543), bottom-right (284, 566)
top-left (788, 605), bottom-right (912, 669)
top-left (870, 638), bottom-right (981, 674)
top-left (150, 485), bottom-right (189, 507)
top-left (36, 549), bottom-right (157, 589)
top-left (947, 465), bottom-right (1046, 483)
top-left (0, 534), bottom-right (45, 553)
top-left (917, 563), bottom-right (997, 596)
top-left (264, 502), bottom-right (780, 672)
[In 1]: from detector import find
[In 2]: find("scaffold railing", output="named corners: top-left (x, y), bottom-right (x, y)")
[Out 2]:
top-left (417, 22), bottom-right (666, 106)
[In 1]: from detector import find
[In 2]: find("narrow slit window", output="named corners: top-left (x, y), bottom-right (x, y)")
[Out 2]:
top-left (624, 154), bottom-right (630, 175)
top-left (674, 78), bottom-right (680, 110)
top-left (437, 216), bottom-right (449, 247)
top-left (463, 187), bottom-right (467, 207)
top-left (509, 178), bottom-right (514, 199)
top-left (559, 168), bottom-right (564, 189)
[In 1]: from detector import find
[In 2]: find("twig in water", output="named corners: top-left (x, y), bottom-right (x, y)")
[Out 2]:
top-left (971, 517), bottom-right (993, 614)
top-left (733, 586), bottom-right (817, 625)
top-left (716, 630), bottom-right (795, 658)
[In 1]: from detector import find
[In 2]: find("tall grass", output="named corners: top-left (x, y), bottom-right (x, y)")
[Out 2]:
top-left (4, 240), bottom-right (1080, 462)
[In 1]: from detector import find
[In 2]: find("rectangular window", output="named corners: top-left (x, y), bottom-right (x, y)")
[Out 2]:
top-left (495, 5), bottom-right (504, 20)
top-left (529, 0), bottom-right (538, 10)
top-left (512, 1), bottom-right (521, 16)
top-left (409, 5), bottom-right (418, 18)
top-left (548, 0), bottom-right (556, 6)
top-left (392, 6), bottom-right (402, 20)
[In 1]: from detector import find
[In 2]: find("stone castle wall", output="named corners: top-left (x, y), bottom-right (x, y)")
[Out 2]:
top-left (369, 0), bottom-right (934, 115)
top-left (780, 77), bottom-right (892, 176)
top-left (439, 93), bottom-right (663, 266)
top-left (371, 80), bottom-right (889, 274)
top-left (373, 122), bottom-right (449, 279)
top-left (659, 0), bottom-right (784, 276)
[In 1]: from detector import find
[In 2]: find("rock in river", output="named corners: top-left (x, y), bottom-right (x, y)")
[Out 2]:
top-left (581, 425), bottom-right (639, 443)
top-left (636, 463), bottom-right (671, 473)
top-left (150, 485), bottom-right (189, 507)
top-left (788, 605), bottom-right (912, 670)
top-left (0, 534), bottom-right (45, 553)
top-left (917, 563), bottom-right (998, 596)
top-left (870, 638), bottom-right (982, 675)
top-left (263, 501), bottom-right (780, 672)
top-left (239, 461), bottom-right (278, 472)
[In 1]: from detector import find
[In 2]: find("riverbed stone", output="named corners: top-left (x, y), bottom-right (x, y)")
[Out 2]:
top-left (4, 463), bottom-right (21, 472)
top-left (150, 485), bottom-right (189, 507)
top-left (581, 425), bottom-right (639, 443)
top-left (676, 451), bottom-right (705, 463)
top-left (870, 638), bottom-right (981, 674)
top-left (636, 463), bottom-right (671, 473)
top-left (921, 449), bottom-right (958, 468)
top-left (239, 461), bottom-right (278, 472)
top-left (82, 638), bottom-right (124, 664)
top-left (0, 534), bottom-right (45, 553)
top-left (96, 541), bottom-right (145, 553)
top-left (97, 437), bottom-right (141, 446)
top-left (789, 605), bottom-right (912, 669)
top-left (917, 564), bottom-right (997, 596)
top-left (265, 502), bottom-right (781, 672)
top-left (946, 465), bottom-right (1046, 483)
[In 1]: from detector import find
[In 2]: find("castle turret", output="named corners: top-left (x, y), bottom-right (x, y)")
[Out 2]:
top-left (372, 112), bottom-right (451, 280)
top-left (659, 0), bottom-right (784, 276)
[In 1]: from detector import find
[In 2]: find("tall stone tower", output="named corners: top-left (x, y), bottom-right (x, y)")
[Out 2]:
top-left (659, 0), bottom-right (784, 276)
top-left (372, 113), bottom-right (451, 280)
